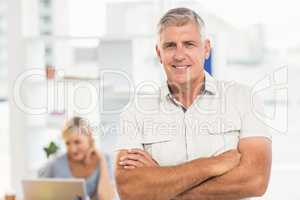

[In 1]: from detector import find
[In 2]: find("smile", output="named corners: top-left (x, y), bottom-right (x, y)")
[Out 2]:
top-left (171, 65), bottom-right (191, 69)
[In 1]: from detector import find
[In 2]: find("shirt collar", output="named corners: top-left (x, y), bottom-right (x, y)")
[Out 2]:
top-left (160, 70), bottom-right (217, 101)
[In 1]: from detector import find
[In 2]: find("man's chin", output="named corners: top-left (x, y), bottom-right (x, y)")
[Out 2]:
top-left (169, 79), bottom-right (191, 87)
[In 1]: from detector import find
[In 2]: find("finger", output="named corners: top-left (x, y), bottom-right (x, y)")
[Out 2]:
top-left (119, 159), bottom-right (144, 168)
top-left (120, 155), bottom-right (157, 167)
top-left (120, 154), bottom-right (148, 165)
top-left (129, 149), bottom-right (158, 165)
top-left (120, 153), bottom-right (144, 161)
top-left (123, 165), bottom-right (136, 170)
top-left (129, 148), bottom-right (153, 160)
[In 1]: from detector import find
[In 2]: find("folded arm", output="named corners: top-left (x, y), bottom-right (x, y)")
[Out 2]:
top-left (115, 149), bottom-right (240, 200)
top-left (175, 137), bottom-right (272, 200)
top-left (97, 153), bottom-right (115, 200)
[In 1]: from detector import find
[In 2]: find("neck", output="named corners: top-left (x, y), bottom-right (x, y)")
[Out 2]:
top-left (168, 73), bottom-right (205, 108)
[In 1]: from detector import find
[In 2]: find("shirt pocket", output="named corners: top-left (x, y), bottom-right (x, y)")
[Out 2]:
top-left (141, 135), bottom-right (184, 166)
top-left (207, 127), bottom-right (240, 156)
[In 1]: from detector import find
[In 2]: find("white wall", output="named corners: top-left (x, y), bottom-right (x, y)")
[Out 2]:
top-left (0, 101), bottom-right (10, 196)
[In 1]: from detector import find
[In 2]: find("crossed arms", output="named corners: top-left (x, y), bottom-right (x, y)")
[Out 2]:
top-left (115, 137), bottom-right (272, 200)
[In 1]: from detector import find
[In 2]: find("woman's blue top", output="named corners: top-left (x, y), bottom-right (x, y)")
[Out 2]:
top-left (38, 153), bottom-right (100, 199)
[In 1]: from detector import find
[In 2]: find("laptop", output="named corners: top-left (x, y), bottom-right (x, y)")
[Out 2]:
top-left (22, 178), bottom-right (89, 200)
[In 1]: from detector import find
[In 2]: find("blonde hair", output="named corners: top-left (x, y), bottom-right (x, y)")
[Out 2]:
top-left (62, 116), bottom-right (93, 144)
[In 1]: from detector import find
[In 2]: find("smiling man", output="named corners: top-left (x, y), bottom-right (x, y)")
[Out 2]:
top-left (114, 7), bottom-right (272, 200)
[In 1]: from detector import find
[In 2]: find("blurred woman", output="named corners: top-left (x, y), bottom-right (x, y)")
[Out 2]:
top-left (39, 116), bottom-right (115, 200)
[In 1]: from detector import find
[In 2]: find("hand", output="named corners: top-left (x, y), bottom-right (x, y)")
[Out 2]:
top-left (84, 147), bottom-right (101, 165)
top-left (119, 148), bottom-right (159, 170)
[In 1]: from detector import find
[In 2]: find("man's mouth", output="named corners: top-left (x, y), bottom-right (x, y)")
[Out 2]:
top-left (171, 65), bottom-right (191, 70)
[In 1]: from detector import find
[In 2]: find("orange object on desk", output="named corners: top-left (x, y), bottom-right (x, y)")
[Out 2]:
top-left (4, 194), bottom-right (16, 200)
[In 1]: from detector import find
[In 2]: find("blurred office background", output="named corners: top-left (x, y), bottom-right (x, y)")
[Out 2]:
top-left (0, 0), bottom-right (299, 199)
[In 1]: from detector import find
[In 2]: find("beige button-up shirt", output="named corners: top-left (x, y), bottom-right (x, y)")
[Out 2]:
top-left (116, 71), bottom-right (271, 169)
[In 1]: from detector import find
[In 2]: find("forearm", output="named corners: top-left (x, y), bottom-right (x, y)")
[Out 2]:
top-left (176, 138), bottom-right (272, 200)
top-left (175, 167), bottom-right (255, 200)
top-left (116, 156), bottom-right (224, 200)
top-left (98, 181), bottom-right (115, 200)
top-left (98, 154), bottom-right (115, 200)
top-left (176, 161), bottom-right (269, 200)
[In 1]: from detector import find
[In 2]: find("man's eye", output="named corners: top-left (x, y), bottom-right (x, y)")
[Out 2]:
top-left (185, 43), bottom-right (195, 48)
top-left (164, 44), bottom-right (176, 49)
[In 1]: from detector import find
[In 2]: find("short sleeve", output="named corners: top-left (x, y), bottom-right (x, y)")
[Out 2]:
top-left (237, 86), bottom-right (272, 140)
top-left (115, 111), bottom-right (143, 152)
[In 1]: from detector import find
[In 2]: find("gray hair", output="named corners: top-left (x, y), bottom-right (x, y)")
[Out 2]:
top-left (157, 7), bottom-right (206, 41)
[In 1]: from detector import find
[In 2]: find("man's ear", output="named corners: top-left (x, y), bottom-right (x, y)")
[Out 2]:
top-left (156, 45), bottom-right (162, 64)
top-left (204, 39), bottom-right (211, 59)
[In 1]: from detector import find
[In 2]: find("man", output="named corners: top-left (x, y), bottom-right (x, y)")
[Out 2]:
top-left (115, 7), bottom-right (272, 200)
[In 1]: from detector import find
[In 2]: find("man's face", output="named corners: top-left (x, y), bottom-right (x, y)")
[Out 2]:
top-left (156, 22), bottom-right (210, 87)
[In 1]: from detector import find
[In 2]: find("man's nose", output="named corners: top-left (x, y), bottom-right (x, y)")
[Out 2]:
top-left (173, 47), bottom-right (186, 62)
